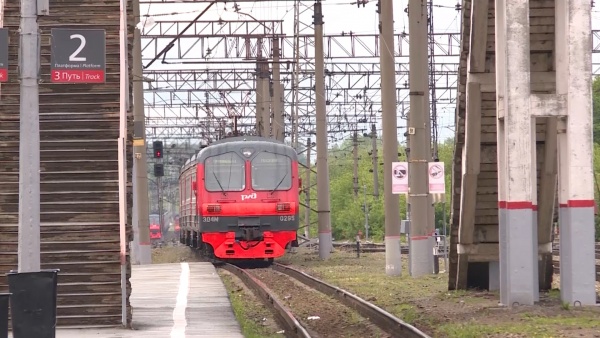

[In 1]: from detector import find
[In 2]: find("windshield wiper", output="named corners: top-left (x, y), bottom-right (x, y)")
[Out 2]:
top-left (213, 172), bottom-right (227, 196)
top-left (269, 172), bottom-right (288, 195)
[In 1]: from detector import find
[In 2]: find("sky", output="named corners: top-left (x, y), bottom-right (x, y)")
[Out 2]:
top-left (139, 0), bottom-right (600, 149)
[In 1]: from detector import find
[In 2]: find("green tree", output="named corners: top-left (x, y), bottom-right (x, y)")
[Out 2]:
top-left (300, 137), bottom-right (453, 241)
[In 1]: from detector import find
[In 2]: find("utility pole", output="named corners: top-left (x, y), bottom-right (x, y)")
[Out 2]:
top-left (379, 0), bottom-right (401, 276)
top-left (305, 137), bottom-right (311, 239)
top-left (363, 184), bottom-right (370, 241)
top-left (371, 124), bottom-right (379, 198)
top-left (426, 0), bottom-right (438, 235)
top-left (291, 0), bottom-right (301, 149)
top-left (353, 131), bottom-right (359, 197)
top-left (313, 0), bottom-right (332, 259)
top-left (18, 0), bottom-right (42, 273)
top-left (427, 0), bottom-right (439, 160)
top-left (272, 38), bottom-right (284, 141)
top-left (256, 40), bottom-right (270, 137)
top-left (132, 0), bottom-right (151, 264)
top-left (408, 0), bottom-right (434, 277)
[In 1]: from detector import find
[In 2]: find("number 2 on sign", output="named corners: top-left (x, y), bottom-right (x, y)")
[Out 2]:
top-left (69, 34), bottom-right (86, 62)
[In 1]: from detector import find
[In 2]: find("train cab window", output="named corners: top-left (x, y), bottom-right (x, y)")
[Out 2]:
top-left (251, 152), bottom-right (292, 191)
top-left (149, 214), bottom-right (159, 225)
top-left (204, 152), bottom-right (246, 192)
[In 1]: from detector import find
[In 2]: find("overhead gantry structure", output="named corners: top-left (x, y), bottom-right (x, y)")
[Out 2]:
top-left (139, 8), bottom-right (462, 145)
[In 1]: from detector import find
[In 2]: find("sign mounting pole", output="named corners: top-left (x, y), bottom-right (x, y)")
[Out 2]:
top-left (18, 0), bottom-right (42, 274)
top-left (119, 0), bottom-right (129, 326)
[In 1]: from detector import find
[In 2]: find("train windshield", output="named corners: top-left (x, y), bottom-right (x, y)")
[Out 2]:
top-left (251, 152), bottom-right (292, 191)
top-left (204, 152), bottom-right (246, 192)
top-left (149, 214), bottom-right (159, 224)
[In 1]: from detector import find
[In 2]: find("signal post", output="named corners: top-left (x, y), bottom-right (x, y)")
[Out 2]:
top-left (132, 0), bottom-right (151, 264)
top-left (153, 141), bottom-right (165, 235)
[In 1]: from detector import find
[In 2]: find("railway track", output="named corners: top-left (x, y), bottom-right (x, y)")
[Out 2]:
top-left (552, 259), bottom-right (600, 282)
top-left (336, 243), bottom-right (600, 280)
top-left (217, 261), bottom-right (429, 338)
top-left (219, 262), bottom-right (311, 338)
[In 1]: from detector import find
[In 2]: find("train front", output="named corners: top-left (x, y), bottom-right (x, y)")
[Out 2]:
top-left (197, 140), bottom-right (299, 260)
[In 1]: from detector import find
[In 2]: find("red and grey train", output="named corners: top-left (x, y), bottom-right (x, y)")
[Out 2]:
top-left (149, 214), bottom-right (162, 241)
top-left (178, 136), bottom-right (300, 261)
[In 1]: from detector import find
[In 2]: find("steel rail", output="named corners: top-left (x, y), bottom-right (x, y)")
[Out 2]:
top-left (552, 260), bottom-right (600, 282)
top-left (218, 262), bottom-right (312, 338)
top-left (272, 262), bottom-right (431, 338)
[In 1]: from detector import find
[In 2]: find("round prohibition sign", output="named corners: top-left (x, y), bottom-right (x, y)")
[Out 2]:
top-left (429, 164), bottom-right (443, 179)
top-left (393, 164), bottom-right (407, 179)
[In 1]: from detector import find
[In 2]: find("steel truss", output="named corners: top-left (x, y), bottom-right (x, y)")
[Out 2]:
top-left (143, 61), bottom-right (600, 139)
top-left (140, 19), bottom-right (600, 141)
top-left (143, 62), bottom-right (459, 93)
top-left (139, 0), bottom-right (313, 3)
top-left (141, 23), bottom-right (461, 62)
top-left (142, 50), bottom-right (459, 139)
top-left (144, 65), bottom-right (458, 103)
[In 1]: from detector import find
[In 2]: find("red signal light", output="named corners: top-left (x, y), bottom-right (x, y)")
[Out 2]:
top-left (153, 140), bottom-right (164, 158)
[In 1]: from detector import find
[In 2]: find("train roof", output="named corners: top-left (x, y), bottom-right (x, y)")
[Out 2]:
top-left (210, 136), bottom-right (286, 145)
top-left (179, 136), bottom-right (297, 175)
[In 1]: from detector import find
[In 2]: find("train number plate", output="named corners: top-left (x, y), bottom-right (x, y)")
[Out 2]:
top-left (202, 217), bottom-right (219, 222)
top-left (279, 215), bottom-right (295, 222)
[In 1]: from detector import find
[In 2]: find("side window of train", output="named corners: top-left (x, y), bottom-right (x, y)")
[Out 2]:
top-left (251, 152), bottom-right (292, 191)
top-left (204, 152), bottom-right (246, 192)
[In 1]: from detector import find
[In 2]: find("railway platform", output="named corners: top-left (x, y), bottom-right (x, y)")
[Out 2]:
top-left (9, 262), bottom-right (243, 338)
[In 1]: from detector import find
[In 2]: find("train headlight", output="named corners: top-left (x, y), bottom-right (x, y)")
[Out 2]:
top-left (207, 204), bottom-right (221, 213)
top-left (276, 203), bottom-right (291, 212)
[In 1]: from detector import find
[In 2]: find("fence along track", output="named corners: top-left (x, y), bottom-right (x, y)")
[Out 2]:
top-left (0, 0), bottom-right (134, 327)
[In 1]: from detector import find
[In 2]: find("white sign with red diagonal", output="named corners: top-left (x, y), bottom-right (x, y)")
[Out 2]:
top-left (392, 162), bottom-right (409, 194)
top-left (428, 162), bottom-right (445, 194)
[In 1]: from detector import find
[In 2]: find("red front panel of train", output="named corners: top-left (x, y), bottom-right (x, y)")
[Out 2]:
top-left (196, 150), bottom-right (299, 259)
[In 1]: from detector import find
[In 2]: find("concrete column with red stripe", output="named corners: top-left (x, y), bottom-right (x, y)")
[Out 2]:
top-left (555, 0), bottom-right (596, 306)
top-left (530, 121), bottom-right (539, 303)
top-left (495, 0), bottom-right (538, 306)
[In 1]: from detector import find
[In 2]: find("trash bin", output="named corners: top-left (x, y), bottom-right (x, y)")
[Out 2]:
top-left (7, 269), bottom-right (59, 338)
top-left (0, 293), bottom-right (10, 338)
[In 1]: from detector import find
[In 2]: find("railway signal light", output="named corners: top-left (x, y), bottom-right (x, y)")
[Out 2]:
top-left (153, 140), bottom-right (163, 158)
top-left (154, 163), bottom-right (164, 177)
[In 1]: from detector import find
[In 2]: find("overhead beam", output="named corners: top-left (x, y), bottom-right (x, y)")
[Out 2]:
top-left (141, 31), bottom-right (462, 62)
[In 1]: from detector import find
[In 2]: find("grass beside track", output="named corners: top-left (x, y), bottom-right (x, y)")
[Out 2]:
top-left (150, 245), bottom-right (600, 337)
top-left (219, 271), bottom-right (284, 338)
top-left (151, 244), bottom-right (198, 263)
top-left (279, 247), bottom-right (600, 338)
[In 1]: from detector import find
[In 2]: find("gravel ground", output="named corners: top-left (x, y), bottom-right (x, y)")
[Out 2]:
top-left (250, 267), bottom-right (390, 338)
top-left (278, 247), bottom-right (600, 338)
